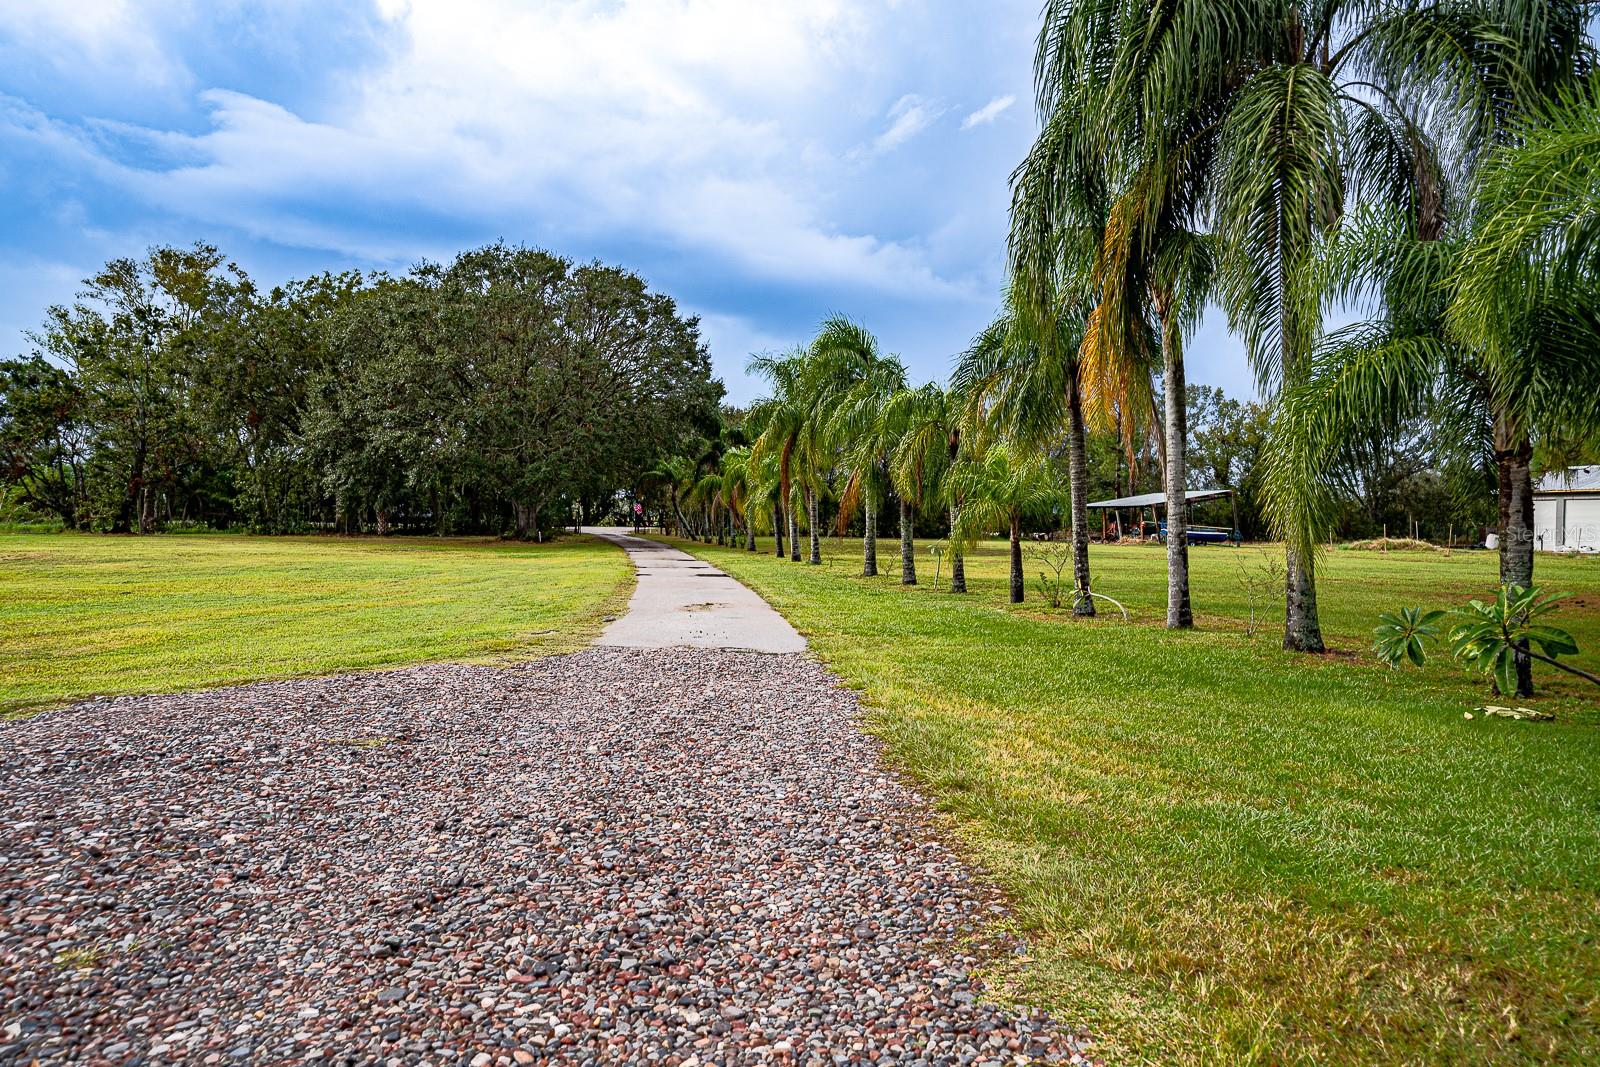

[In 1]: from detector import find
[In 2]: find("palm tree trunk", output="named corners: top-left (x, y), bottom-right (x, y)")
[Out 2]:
top-left (949, 504), bottom-right (966, 593)
top-left (1282, 288), bottom-right (1324, 651)
top-left (862, 487), bottom-right (878, 576)
top-left (1162, 316), bottom-right (1193, 628)
top-left (774, 503), bottom-right (785, 558)
top-left (1066, 374), bottom-right (1094, 617)
top-left (1495, 411), bottom-right (1535, 696)
top-left (808, 489), bottom-right (821, 565)
top-left (746, 513), bottom-right (756, 552)
top-left (1283, 547), bottom-right (1324, 651)
top-left (900, 499), bottom-right (917, 585)
top-left (1009, 513), bottom-right (1023, 604)
top-left (789, 492), bottom-right (801, 562)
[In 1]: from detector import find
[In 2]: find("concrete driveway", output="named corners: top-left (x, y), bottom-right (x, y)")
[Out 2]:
top-left (581, 528), bottom-right (806, 654)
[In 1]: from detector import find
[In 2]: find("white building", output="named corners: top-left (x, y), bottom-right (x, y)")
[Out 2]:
top-left (1534, 465), bottom-right (1600, 553)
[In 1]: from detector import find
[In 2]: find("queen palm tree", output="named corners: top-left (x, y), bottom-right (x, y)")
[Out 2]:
top-left (739, 446), bottom-right (783, 556)
top-left (1094, 173), bottom-right (1217, 628)
top-left (889, 384), bottom-right (970, 592)
top-left (689, 472), bottom-right (725, 544)
top-left (949, 443), bottom-right (1064, 603)
top-left (1265, 12), bottom-right (1596, 692)
top-left (814, 319), bottom-right (909, 577)
top-left (719, 447), bottom-right (757, 551)
top-left (1028, 0), bottom-right (1535, 650)
top-left (747, 350), bottom-right (808, 561)
top-left (878, 384), bottom-right (942, 585)
top-left (952, 295), bottom-right (1103, 614)
top-left (1018, 0), bottom-right (1219, 629)
top-left (643, 455), bottom-right (695, 537)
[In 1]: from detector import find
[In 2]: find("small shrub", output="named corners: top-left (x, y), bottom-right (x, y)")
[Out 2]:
top-left (1028, 542), bottom-right (1073, 608)
top-left (1373, 584), bottom-right (1599, 695)
top-left (1374, 607), bottom-right (1447, 667)
top-left (1235, 549), bottom-right (1286, 639)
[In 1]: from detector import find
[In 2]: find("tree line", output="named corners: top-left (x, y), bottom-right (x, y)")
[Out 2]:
top-left (0, 243), bottom-right (722, 538)
top-left (668, 1), bottom-right (1599, 701)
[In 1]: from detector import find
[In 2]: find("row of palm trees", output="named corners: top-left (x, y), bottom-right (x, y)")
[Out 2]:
top-left (1009, 0), bottom-right (1600, 661)
top-left (651, 315), bottom-right (1109, 614)
top-left (656, 2), bottom-right (1599, 696)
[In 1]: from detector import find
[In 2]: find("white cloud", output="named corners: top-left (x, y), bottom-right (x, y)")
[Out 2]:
top-left (961, 94), bottom-right (1016, 129)
top-left (874, 94), bottom-right (943, 153)
top-left (689, 309), bottom-right (800, 402)
top-left (0, 0), bottom-right (188, 94)
top-left (9, 0), bottom-right (980, 299)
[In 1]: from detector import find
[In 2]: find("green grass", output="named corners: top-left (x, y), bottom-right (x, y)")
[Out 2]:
top-left (666, 534), bottom-right (1600, 1065)
top-left (0, 533), bottom-right (633, 716)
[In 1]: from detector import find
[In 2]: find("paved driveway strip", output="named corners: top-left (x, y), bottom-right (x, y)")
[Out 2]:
top-left (582, 528), bottom-right (805, 653)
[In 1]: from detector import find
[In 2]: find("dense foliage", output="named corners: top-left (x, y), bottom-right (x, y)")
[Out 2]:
top-left (0, 243), bottom-right (721, 537)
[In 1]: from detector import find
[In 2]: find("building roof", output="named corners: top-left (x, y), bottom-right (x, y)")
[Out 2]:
top-left (1535, 465), bottom-right (1600, 494)
top-left (1085, 488), bottom-right (1233, 509)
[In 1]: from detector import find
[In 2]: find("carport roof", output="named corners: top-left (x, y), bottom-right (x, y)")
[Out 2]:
top-left (1085, 488), bottom-right (1233, 509)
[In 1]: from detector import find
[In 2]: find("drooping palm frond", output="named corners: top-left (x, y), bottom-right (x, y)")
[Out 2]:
top-left (1214, 61), bottom-right (1347, 388)
top-left (946, 443), bottom-right (1065, 547)
top-left (1264, 325), bottom-right (1450, 559)
top-left (1449, 74), bottom-right (1600, 409)
top-left (885, 383), bottom-right (959, 511)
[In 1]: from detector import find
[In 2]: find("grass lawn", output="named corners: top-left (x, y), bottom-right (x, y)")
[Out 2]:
top-left (665, 533), bottom-right (1600, 1065)
top-left (0, 532), bottom-right (633, 716)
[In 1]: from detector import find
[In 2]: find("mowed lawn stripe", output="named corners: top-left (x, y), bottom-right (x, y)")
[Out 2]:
top-left (0, 533), bottom-right (634, 715)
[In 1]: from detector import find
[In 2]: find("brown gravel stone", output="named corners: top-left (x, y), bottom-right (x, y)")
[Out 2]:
top-left (0, 649), bottom-right (1095, 1065)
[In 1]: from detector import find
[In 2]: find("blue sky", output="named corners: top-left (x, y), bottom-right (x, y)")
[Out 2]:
top-left (0, 0), bottom-right (1254, 403)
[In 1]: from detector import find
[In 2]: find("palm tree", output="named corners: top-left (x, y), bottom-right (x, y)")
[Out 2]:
top-left (689, 471), bottom-right (725, 544)
top-left (1093, 172), bottom-right (1217, 628)
top-left (1449, 70), bottom-right (1600, 595)
top-left (878, 385), bottom-right (941, 585)
top-left (1264, 11), bottom-right (1596, 690)
top-left (719, 447), bottom-right (757, 551)
top-left (739, 446), bottom-right (783, 556)
top-left (814, 318), bottom-right (909, 578)
top-left (1019, 0), bottom-right (1218, 628)
top-left (889, 384), bottom-right (969, 592)
top-left (644, 455), bottom-right (695, 537)
top-left (1029, 0), bottom-right (1533, 650)
top-left (747, 350), bottom-right (808, 562)
top-left (952, 296), bottom-right (1101, 614)
top-left (949, 443), bottom-right (1064, 603)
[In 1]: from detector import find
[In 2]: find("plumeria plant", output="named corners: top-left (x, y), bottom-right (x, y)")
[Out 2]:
top-left (1374, 585), bottom-right (1599, 695)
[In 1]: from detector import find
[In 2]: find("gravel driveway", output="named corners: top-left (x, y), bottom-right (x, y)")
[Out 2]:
top-left (1, 648), bottom-right (1092, 1065)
